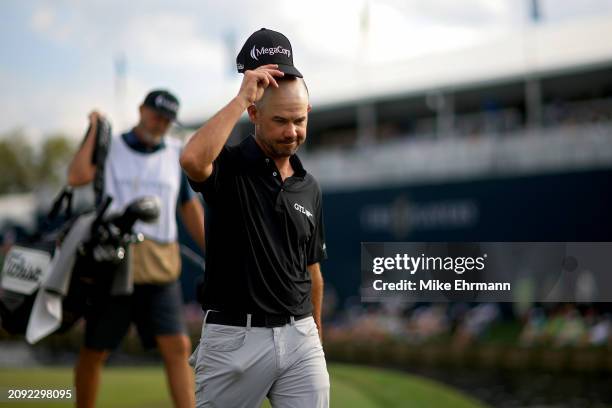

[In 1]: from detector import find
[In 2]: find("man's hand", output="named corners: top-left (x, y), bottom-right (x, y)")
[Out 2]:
top-left (236, 64), bottom-right (284, 109)
top-left (307, 263), bottom-right (324, 344)
top-left (86, 110), bottom-right (103, 137)
top-left (88, 110), bottom-right (103, 124)
top-left (67, 109), bottom-right (104, 186)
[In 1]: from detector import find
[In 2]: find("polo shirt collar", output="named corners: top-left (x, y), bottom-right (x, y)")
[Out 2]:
top-left (122, 128), bottom-right (166, 153)
top-left (241, 135), bottom-right (307, 179)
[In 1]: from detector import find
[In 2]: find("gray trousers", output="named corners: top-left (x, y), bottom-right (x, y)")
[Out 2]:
top-left (189, 312), bottom-right (330, 408)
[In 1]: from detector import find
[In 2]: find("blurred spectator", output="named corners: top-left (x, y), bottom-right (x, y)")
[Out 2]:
top-left (553, 305), bottom-right (587, 347)
top-left (405, 304), bottom-right (450, 344)
top-left (325, 301), bottom-right (610, 349)
top-left (519, 307), bottom-right (547, 346)
top-left (310, 97), bottom-right (612, 151)
top-left (453, 303), bottom-right (500, 348)
top-left (589, 314), bottom-right (611, 346)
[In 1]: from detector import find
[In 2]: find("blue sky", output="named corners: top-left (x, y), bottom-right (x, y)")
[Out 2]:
top-left (2, 0), bottom-right (612, 140)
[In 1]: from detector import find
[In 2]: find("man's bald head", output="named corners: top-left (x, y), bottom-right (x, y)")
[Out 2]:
top-left (254, 76), bottom-right (309, 112)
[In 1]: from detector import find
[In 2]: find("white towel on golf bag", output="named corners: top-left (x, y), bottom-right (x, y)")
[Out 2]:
top-left (25, 212), bottom-right (133, 344)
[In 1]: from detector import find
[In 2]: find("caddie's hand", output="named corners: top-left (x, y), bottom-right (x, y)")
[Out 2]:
top-left (236, 64), bottom-right (284, 108)
top-left (84, 110), bottom-right (104, 142)
top-left (88, 110), bottom-right (104, 127)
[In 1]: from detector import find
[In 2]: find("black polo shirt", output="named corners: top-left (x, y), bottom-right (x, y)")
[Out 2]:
top-left (188, 135), bottom-right (327, 316)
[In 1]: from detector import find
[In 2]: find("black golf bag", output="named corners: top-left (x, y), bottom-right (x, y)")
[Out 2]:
top-left (0, 192), bottom-right (160, 342)
top-left (0, 117), bottom-right (160, 343)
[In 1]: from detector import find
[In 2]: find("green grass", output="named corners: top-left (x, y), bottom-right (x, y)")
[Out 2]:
top-left (0, 364), bottom-right (488, 408)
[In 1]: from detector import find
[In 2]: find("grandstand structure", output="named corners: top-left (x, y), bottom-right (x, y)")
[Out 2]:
top-left (299, 15), bottom-right (612, 191)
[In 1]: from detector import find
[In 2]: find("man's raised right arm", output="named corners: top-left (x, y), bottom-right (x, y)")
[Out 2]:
top-left (179, 97), bottom-right (248, 182)
top-left (180, 64), bottom-right (284, 182)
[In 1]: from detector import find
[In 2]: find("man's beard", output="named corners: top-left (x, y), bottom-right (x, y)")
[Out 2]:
top-left (140, 129), bottom-right (164, 146)
top-left (267, 138), bottom-right (301, 157)
top-left (256, 129), bottom-right (303, 158)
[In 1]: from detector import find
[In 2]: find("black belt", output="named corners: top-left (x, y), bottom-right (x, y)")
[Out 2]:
top-left (206, 310), bottom-right (312, 328)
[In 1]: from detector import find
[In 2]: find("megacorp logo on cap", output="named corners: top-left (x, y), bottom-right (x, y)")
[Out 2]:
top-left (250, 45), bottom-right (291, 61)
top-left (237, 28), bottom-right (303, 77)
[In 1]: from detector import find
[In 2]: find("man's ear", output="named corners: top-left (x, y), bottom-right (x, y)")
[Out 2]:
top-left (307, 104), bottom-right (312, 113)
top-left (139, 104), bottom-right (145, 116)
top-left (247, 104), bottom-right (258, 124)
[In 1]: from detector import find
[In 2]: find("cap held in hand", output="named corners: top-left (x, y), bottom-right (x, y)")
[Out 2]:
top-left (236, 28), bottom-right (302, 78)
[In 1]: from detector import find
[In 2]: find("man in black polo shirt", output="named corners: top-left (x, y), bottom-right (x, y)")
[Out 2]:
top-left (181, 28), bottom-right (329, 408)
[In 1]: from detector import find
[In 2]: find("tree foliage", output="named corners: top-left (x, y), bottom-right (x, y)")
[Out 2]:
top-left (0, 129), bottom-right (76, 195)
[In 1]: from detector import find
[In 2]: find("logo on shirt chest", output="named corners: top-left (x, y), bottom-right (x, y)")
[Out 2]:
top-left (293, 202), bottom-right (313, 219)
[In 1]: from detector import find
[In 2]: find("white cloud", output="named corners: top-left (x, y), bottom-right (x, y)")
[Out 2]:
top-left (121, 13), bottom-right (224, 71)
top-left (540, 0), bottom-right (612, 20)
top-left (4, 0), bottom-right (612, 137)
top-left (276, 0), bottom-right (515, 73)
top-left (28, 3), bottom-right (78, 44)
top-left (29, 5), bottom-right (55, 32)
top-left (384, 0), bottom-right (520, 26)
top-left (362, 2), bottom-right (491, 61)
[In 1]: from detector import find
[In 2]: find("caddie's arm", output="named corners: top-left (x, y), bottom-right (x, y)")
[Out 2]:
top-left (179, 197), bottom-right (206, 252)
top-left (308, 262), bottom-right (324, 342)
top-left (67, 110), bottom-right (101, 186)
top-left (180, 64), bottom-right (284, 182)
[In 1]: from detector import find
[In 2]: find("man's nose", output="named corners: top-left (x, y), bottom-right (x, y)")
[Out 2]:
top-left (284, 123), bottom-right (297, 137)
